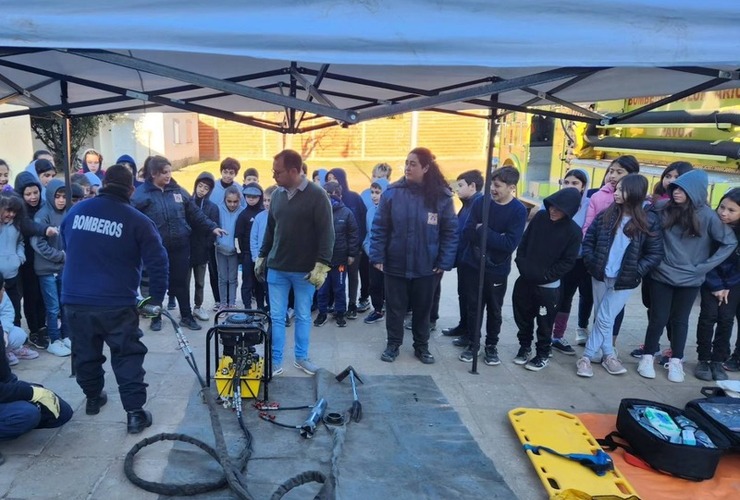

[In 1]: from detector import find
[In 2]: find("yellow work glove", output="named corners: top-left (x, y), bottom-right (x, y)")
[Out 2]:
top-left (305, 262), bottom-right (331, 288)
top-left (31, 387), bottom-right (61, 419)
top-left (255, 257), bottom-right (267, 283)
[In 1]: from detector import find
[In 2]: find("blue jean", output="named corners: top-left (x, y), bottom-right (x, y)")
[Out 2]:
top-left (0, 398), bottom-right (74, 440)
top-left (39, 274), bottom-right (67, 342)
top-left (267, 269), bottom-right (315, 366)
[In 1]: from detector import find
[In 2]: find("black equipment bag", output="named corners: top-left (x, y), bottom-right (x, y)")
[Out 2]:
top-left (684, 387), bottom-right (740, 451)
top-left (614, 398), bottom-right (731, 481)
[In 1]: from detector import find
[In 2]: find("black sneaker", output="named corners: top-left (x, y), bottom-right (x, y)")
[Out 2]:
top-left (28, 330), bottom-right (50, 350)
top-left (336, 314), bottom-right (347, 327)
top-left (452, 336), bottom-right (470, 347)
top-left (695, 360), bottom-right (712, 381)
top-left (179, 317), bottom-right (202, 331)
top-left (484, 346), bottom-right (501, 366)
top-left (127, 409), bottom-right (153, 434)
top-left (381, 345), bottom-right (399, 362)
top-left (724, 355), bottom-right (740, 372)
top-left (150, 317), bottom-right (162, 332)
top-left (458, 348), bottom-right (476, 363)
top-left (551, 338), bottom-right (576, 355)
top-left (711, 361), bottom-right (728, 381)
top-left (167, 298), bottom-right (177, 310)
top-left (86, 391), bottom-right (108, 415)
top-left (414, 348), bottom-right (435, 364)
top-left (314, 313), bottom-right (328, 327)
top-left (346, 308), bottom-right (358, 320)
top-left (442, 326), bottom-right (463, 337)
top-left (525, 355), bottom-right (549, 372)
top-left (513, 347), bottom-right (531, 365)
top-left (357, 299), bottom-right (371, 313)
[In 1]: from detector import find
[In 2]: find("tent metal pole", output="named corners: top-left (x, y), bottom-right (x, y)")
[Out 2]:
top-left (60, 81), bottom-right (74, 210)
top-left (470, 95), bottom-right (499, 375)
top-left (358, 67), bottom-right (601, 121)
top-left (62, 49), bottom-right (356, 123)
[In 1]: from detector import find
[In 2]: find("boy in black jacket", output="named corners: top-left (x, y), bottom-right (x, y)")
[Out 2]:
top-left (190, 172), bottom-right (220, 320)
top-left (314, 182), bottom-right (359, 327)
top-left (512, 188), bottom-right (582, 371)
top-left (235, 182), bottom-right (265, 309)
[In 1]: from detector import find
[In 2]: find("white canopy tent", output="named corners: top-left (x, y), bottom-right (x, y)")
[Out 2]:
top-left (0, 0), bottom-right (738, 132)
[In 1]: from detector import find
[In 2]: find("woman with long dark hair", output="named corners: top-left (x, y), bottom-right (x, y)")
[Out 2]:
top-left (369, 147), bottom-right (458, 364)
top-left (579, 174), bottom-right (663, 377)
top-left (638, 170), bottom-right (736, 383)
top-left (132, 156), bottom-right (225, 331)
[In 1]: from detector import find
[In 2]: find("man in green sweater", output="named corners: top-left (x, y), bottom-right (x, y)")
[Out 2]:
top-left (256, 149), bottom-right (334, 376)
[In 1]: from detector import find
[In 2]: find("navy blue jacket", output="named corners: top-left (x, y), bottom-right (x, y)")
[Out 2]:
top-left (327, 168), bottom-right (367, 244)
top-left (369, 178), bottom-right (458, 279)
top-left (329, 197), bottom-right (360, 267)
top-left (461, 195), bottom-right (527, 281)
top-left (704, 224), bottom-right (740, 292)
top-left (132, 179), bottom-right (217, 249)
top-left (582, 208), bottom-right (664, 290)
top-left (60, 185), bottom-right (169, 306)
top-left (190, 173), bottom-right (219, 266)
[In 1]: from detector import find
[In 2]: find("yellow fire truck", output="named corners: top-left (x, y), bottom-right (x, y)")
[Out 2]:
top-left (498, 88), bottom-right (740, 207)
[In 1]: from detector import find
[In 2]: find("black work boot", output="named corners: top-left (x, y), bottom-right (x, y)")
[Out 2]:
top-left (127, 409), bottom-right (153, 434)
top-left (86, 390), bottom-right (108, 415)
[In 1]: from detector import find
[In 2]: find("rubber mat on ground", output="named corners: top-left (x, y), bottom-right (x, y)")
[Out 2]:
top-left (157, 370), bottom-right (513, 499)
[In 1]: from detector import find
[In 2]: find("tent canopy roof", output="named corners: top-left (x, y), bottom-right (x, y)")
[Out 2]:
top-left (1, 1), bottom-right (738, 132)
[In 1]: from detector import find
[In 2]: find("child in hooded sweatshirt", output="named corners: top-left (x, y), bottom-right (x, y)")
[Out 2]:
top-left (695, 188), bottom-right (740, 381)
top-left (638, 170), bottom-right (737, 383)
top-left (512, 188), bottom-right (582, 371)
top-left (31, 180), bottom-right (71, 357)
top-left (235, 182), bottom-right (265, 309)
top-left (550, 169), bottom-right (593, 353)
top-left (190, 172), bottom-right (219, 320)
top-left (314, 182), bottom-right (359, 328)
top-left (13, 173), bottom-right (50, 347)
top-left (24, 159), bottom-right (56, 199)
top-left (215, 186), bottom-right (245, 309)
top-left (362, 179), bottom-right (389, 324)
top-left (326, 168), bottom-right (367, 318)
top-left (81, 148), bottom-right (105, 181)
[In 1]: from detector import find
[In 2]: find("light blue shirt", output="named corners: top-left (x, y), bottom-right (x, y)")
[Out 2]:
top-left (605, 216), bottom-right (632, 278)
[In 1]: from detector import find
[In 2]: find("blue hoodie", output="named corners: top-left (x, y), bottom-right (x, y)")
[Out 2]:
top-left (362, 178), bottom-right (388, 255)
top-left (326, 168), bottom-right (367, 244)
top-left (216, 190), bottom-right (245, 256)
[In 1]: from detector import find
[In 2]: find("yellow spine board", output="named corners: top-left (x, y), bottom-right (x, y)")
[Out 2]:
top-left (508, 408), bottom-right (639, 499)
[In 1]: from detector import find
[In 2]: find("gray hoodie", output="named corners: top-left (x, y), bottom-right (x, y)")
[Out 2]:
top-left (31, 179), bottom-right (67, 276)
top-left (650, 170), bottom-right (737, 287)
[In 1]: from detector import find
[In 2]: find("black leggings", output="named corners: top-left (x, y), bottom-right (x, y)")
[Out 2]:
top-left (643, 280), bottom-right (699, 359)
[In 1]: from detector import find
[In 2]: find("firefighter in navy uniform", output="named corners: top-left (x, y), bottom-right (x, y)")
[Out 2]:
top-left (60, 164), bottom-right (168, 434)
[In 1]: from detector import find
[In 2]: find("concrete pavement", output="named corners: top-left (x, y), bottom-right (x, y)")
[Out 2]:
top-left (2, 267), bottom-right (735, 499)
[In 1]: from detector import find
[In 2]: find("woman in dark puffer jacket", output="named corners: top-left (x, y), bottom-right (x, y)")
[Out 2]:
top-left (579, 174), bottom-right (663, 378)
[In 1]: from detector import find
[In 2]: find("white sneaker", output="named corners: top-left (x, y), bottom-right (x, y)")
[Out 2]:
top-left (576, 356), bottom-right (593, 377)
top-left (576, 328), bottom-right (589, 346)
top-left (637, 354), bottom-right (656, 379)
top-left (193, 307), bottom-right (209, 321)
top-left (47, 339), bottom-right (71, 357)
top-left (62, 337), bottom-right (72, 349)
top-left (667, 358), bottom-right (685, 383)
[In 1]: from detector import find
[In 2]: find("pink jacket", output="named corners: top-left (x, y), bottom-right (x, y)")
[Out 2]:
top-left (582, 183), bottom-right (615, 236)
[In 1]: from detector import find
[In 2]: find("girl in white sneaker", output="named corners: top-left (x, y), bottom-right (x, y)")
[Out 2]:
top-left (638, 170), bottom-right (737, 383)
top-left (578, 174), bottom-right (663, 377)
